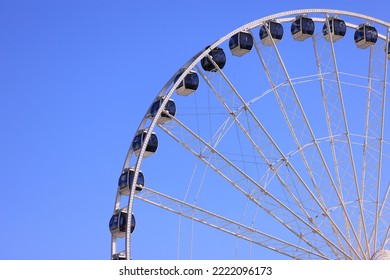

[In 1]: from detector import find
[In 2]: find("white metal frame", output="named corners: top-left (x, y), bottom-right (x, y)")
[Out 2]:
top-left (111, 9), bottom-right (390, 260)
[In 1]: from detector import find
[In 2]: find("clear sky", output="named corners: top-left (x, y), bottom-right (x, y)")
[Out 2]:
top-left (1, 0), bottom-right (389, 260)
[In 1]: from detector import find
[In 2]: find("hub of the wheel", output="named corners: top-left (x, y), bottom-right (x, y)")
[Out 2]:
top-left (371, 250), bottom-right (390, 260)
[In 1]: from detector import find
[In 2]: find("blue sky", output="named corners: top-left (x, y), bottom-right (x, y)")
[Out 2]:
top-left (1, 0), bottom-right (390, 260)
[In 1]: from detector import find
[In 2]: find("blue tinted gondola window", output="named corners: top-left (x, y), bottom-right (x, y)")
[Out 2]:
top-left (291, 17), bottom-right (314, 41)
top-left (132, 134), bottom-right (142, 151)
top-left (334, 20), bottom-right (346, 35)
top-left (260, 26), bottom-right (267, 40)
top-left (118, 172), bottom-right (127, 189)
top-left (176, 71), bottom-right (199, 91)
top-left (128, 169), bottom-right (144, 188)
top-left (366, 27), bottom-right (378, 43)
top-left (130, 214), bottom-right (136, 233)
top-left (354, 29), bottom-right (365, 42)
top-left (212, 48), bottom-right (226, 68)
top-left (322, 19), bottom-right (346, 37)
top-left (323, 20), bottom-right (334, 35)
top-left (322, 22), bottom-right (329, 36)
top-left (229, 34), bottom-right (239, 49)
top-left (302, 18), bottom-right (314, 35)
top-left (271, 22), bottom-right (283, 40)
top-left (150, 98), bottom-right (176, 121)
top-left (146, 133), bottom-right (158, 153)
top-left (119, 212), bottom-right (127, 232)
top-left (109, 215), bottom-right (118, 231)
top-left (291, 20), bottom-right (300, 35)
top-left (128, 170), bottom-right (134, 187)
top-left (201, 47), bottom-right (226, 71)
top-left (240, 32), bottom-right (253, 49)
top-left (185, 73), bottom-right (199, 90)
top-left (119, 169), bottom-right (144, 194)
top-left (150, 100), bottom-right (161, 117)
top-left (165, 100), bottom-right (176, 116)
top-left (174, 74), bottom-right (184, 88)
top-left (136, 171), bottom-right (144, 186)
top-left (261, 22), bottom-right (283, 40)
top-left (229, 32), bottom-right (253, 56)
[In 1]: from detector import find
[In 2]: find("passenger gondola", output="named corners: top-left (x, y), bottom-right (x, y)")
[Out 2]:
top-left (132, 129), bottom-right (158, 158)
top-left (259, 20), bottom-right (283, 46)
top-left (118, 168), bottom-right (144, 196)
top-left (111, 252), bottom-right (126, 260)
top-left (229, 31), bottom-right (253, 56)
top-left (201, 46), bottom-right (226, 72)
top-left (291, 15), bottom-right (315, 41)
top-left (354, 23), bottom-right (378, 49)
top-left (109, 209), bottom-right (136, 238)
top-left (149, 97), bottom-right (176, 124)
top-left (175, 70), bottom-right (199, 96)
top-left (322, 17), bottom-right (346, 42)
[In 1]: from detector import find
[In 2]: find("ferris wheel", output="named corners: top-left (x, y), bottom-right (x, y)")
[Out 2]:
top-left (110, 9), bottom-right (390, 260)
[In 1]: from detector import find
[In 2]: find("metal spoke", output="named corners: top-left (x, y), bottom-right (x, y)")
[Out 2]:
top-left (136, 187), bottom-right (328, 259)
top-left (366, 29), bottom-right (389, 254)
top-left (311, 16), bottom-right (369, 258)
top-left (160, 114), bottom-right (352, 258)
top-left (196, 56), bottom-right (348, 259)
top-left (252, 22), bottom-right (362, 258)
